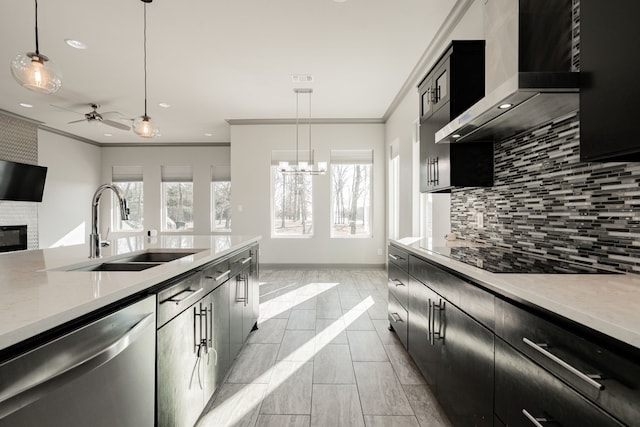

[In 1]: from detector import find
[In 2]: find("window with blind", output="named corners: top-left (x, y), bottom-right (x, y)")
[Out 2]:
top-left (271, 150), bottom-right (313, 237)
top-left (161, 165), bottom-right (194, 231)
top-left (330, 149), bottom-right (373, 238)
top-left (211, 165), bottom-right (231, 232)
top-left (112, 166), bottom-right (144, 231)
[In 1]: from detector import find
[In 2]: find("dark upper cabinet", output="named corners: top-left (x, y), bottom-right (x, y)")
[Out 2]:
top-left (419, 41), bottom-right (494, 192)
top-left (580, 0), bottom-right (640, 161)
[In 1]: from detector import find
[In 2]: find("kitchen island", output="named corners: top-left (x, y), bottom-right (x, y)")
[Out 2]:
top-left (0, 234), bottom-right (260, 353)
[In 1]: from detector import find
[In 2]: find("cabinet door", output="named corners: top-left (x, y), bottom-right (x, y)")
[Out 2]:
top-left (437, 300), bottom-right (494, 427)
top-left (420, 104), bottom-right (451, 192)
top-left (203, 283), bottom-right (231, 403)
top-left (419, 76), bottom-right (434, 122)
top-left (407, 277), bottom-right (441, 389)
top-left (495, 339), bottom-right (624, 427)
top-left (157, 304), bottom-right (204, 427)
top-left (230, 273), bottom-right (245, 361)
top-left (432, 58), bottom-right (450, 113)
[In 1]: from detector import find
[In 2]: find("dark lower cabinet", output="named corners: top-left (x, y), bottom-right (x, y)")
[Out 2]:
top-left (407, 276), bottom-right (440, 387)
top-left (407, 275), bottom-right (493, 427)
top-left (438, 301), bottom-right (494, 427)
top-left (495, 338), bottom-right (623, 427)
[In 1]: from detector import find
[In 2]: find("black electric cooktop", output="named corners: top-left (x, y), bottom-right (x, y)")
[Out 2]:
top-left (423, 245), bottom-right (620, 274)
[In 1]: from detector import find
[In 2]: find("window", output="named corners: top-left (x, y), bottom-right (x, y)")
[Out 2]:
top-left (211, 165), bottom-right (231, 232)
top-left (330, 149), bottom-right (373, 238)
top-left (271, 150), bottom-right (313, 237)
top-left (112, 165), bottom-right (143, 231)
top-left (161, 165), bottom-right (194, 231)
top-left (389, 143), bottom-right (400, 239)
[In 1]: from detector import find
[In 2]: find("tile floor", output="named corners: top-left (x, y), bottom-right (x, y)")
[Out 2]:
top-left (196, 267), bottom-right (452, 427)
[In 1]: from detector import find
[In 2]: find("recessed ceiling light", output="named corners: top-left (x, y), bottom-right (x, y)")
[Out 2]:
top-left (498, 103), bottom-right (513, 109)
top-left (204, 133), bottom-right (213, 137)
top-left (104, 133), bottom-right (113, 137)
top-left (65, 39), bottom-right (87, 49)
top-left (333, 0), bottom-right (347, 3)
top-left (158, 102), bottom-right (171, 108)
top-left (19, 103), bottom-right (33, 108)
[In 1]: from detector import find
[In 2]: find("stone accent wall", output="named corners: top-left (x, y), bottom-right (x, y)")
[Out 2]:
top-left (0, 112), bottom-right (40, 249)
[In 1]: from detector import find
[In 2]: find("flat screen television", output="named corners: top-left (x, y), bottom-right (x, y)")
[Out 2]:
top-left (0, 159), bottom-right (48, 202)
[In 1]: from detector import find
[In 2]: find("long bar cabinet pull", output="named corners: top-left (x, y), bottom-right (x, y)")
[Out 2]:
top-left (522, 409), bottom-right (549, 427)
top-left (389, 278), bottom-right (405, 287)
top-left (388, 254), bottom-right (400, 261)
top-left (522, 337), bottom-right (604, 391)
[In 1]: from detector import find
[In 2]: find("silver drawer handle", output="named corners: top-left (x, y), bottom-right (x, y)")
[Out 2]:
top-left (388, 254), bottom-right (399, 261)
top-left (522, 409), bottom-right (548, 427)
top-left (522, 337), bottom-right (604, 391)
top-left (390, 312), bottom-right (402, 323)
top-left (389, 278), bottom-right (405, 287)
top-left (206, 269), bottom-right (231, 282)
top-left (160, 287), bottom-right (203, 305)
top-left (237, 256), bottom-right (251, 265)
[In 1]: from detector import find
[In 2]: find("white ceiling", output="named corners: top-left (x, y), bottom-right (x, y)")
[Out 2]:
top-left (0, 0), bottom-right (456, 144)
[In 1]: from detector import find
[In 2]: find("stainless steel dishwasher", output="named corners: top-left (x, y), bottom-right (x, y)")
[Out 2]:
top-left (0, 295), bottom-right (156, 427)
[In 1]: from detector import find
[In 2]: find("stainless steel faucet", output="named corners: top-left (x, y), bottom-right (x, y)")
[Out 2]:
top-left (90, 183), bottom-right (130, 258)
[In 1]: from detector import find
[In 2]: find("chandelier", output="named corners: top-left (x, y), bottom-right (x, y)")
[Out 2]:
top-left (279, 88), bottom-right (327, 175)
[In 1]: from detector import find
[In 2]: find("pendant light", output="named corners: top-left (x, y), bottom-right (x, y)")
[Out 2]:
top-left (279, 88), bottom-right (327, 175)
top-left (10, 0), bottom-right (62, 94)
top-left (133, 0), bottom-right (157, 138)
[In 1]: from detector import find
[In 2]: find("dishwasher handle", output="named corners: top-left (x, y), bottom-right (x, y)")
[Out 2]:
top-left (0, 312), bottom-right (155, 419)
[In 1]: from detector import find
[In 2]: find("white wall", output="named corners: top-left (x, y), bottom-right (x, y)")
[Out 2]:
top-left (384, 0), bottom-right (484, 242)
top-left (38, 130), bottom-right (101, 248)
top-left (100, 146), bottom-right (231, 236)
top-left (231, 123), bottom-right (386, 265)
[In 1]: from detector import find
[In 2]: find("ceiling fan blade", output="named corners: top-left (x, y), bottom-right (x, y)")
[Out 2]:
top-left (103, 120), bottom-right (131, 131)
top-left (67, 119), bottom-right (87, 124)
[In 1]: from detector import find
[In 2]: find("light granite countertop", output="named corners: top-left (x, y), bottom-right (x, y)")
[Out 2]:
top-left (0, 234), bottom-right (260, 352)
top-left (392, 237), bottom-right (640, 351)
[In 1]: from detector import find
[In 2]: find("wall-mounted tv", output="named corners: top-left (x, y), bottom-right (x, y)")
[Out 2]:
top-left (0, 159), bottom-right (48, 202)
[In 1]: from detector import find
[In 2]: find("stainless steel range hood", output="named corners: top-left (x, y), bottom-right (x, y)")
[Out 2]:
top-left (435, 0), bottom-right (578, 144)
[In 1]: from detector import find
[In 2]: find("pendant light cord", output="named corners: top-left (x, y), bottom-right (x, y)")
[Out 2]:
top-left (34, 0), bottom-right (40, 55)
top-left (295, 90), bottom-right (299, 166)
top-left (308, 91), bottom-right (312, 164)
top-left (143, 3), bottom-right (148, 117)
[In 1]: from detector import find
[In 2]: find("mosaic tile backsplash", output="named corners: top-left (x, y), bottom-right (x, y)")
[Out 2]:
top-left (451, 112), bottom-right (640, 273)
top-left (0, 112), bottom-right (39, 250)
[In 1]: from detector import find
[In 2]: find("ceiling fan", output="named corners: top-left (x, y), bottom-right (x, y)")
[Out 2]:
top-left (57, 103), bottom-right (131, 131)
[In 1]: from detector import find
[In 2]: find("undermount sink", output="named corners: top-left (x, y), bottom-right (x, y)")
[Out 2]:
top-left (60, 250), bottom-right (202, 272)
top-left (115, 251), bottom-right (198, 263)
top-left (71, 262), bottom-right (160, 272)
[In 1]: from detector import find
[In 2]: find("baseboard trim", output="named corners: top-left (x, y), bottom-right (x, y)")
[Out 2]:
top-left (261, 263), bottom-right (385, 270)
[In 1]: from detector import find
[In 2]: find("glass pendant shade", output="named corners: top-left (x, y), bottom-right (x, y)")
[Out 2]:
top-left (133, 115), bottom-right (155, 138)
top-left (10, 52), bottom-right (62, 94)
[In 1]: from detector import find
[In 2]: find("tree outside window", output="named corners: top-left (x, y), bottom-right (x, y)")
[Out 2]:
top-left (161, 166), bottom-right (194, 231)
top-left (272, 167), bottom-right (313, 237)
top-left (330, 150), bottom-right (373, 238)
top-left (212, 181), bottom-right (231, 232)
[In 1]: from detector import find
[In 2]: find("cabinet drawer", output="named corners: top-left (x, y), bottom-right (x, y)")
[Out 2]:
top-left (388, 292), bottom-right (408, 349)
top-left (496, 298), bottom-right (640, 426)
top-left (388, 262), bottom-right (409, 309)
top-left (409, 255), bottom-right (494, 329)
top-left (495, 338), bottom-right (623, 427)
top-left (202, 258), bottom-right (231, 292)
top-left (388, 245), bottom-right (409, 271)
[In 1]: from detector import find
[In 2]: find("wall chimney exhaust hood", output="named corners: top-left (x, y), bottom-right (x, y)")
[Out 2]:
top-left (435, 0), bottom-right (578, 144)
